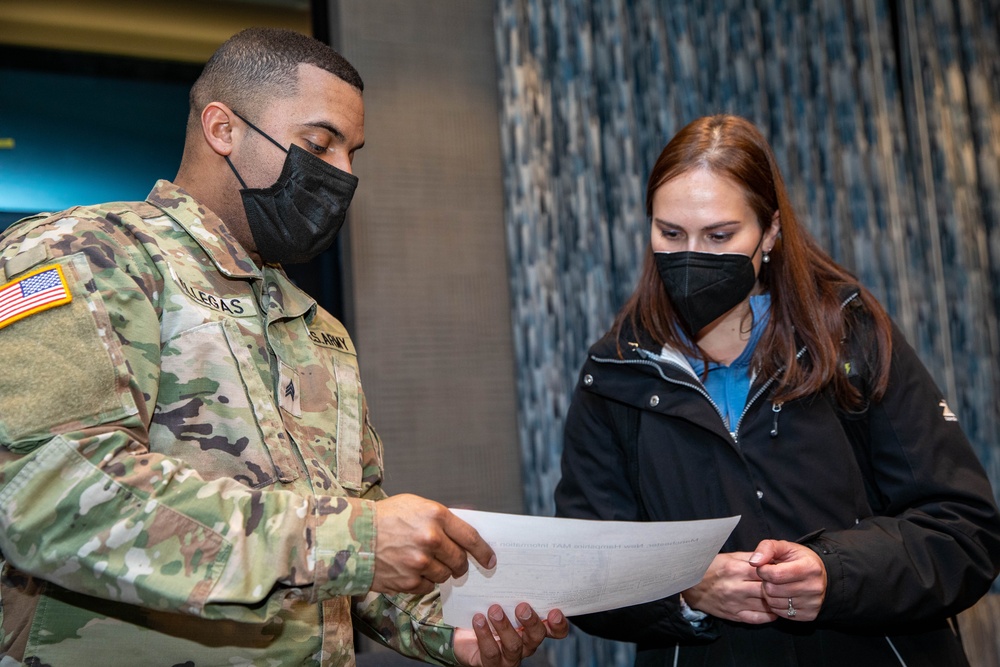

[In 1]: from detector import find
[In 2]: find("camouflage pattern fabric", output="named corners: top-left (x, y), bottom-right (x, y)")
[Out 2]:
top-left (0, 181), bottom-right (456, 666)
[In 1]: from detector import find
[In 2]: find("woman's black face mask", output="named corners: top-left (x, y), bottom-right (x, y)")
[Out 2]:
top-left (654, 233), bottom-right (762, 335)
top-left (225, 112), bottom-right (359, 265)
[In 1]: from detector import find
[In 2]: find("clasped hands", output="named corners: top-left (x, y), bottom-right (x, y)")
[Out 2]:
top-left (373, 494), bottom-right (568, 666)
top-left (682, 539), bottom-right (828, 624)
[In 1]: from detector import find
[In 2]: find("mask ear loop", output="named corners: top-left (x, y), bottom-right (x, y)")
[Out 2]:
top-left (224, 155), bottom-right (249, 189)
top-left (231, 110), bottom-right (289, 154)
top-left (224, 109), bottom-right (289, 189)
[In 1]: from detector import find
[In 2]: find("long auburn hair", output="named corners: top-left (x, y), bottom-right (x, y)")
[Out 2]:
top-left (613, 114), bottom-right (892, 407)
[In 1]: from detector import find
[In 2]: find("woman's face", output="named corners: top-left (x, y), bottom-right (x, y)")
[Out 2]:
top-left (650, 168), bottom-right (779, 266)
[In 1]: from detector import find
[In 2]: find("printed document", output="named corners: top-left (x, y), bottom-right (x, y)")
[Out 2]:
top-left (440, 510), bottom-right (739, 627)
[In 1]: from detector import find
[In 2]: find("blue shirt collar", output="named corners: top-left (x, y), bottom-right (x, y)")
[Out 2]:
top-left (685, 293), bottom-right (772, 373)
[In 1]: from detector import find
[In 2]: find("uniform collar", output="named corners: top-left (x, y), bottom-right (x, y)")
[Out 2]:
top-left (261, 266), bottom-right (318, 324)
top-left (146, 179), bottom-right (259, 280)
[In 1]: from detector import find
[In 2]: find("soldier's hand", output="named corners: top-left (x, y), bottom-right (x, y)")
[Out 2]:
top-left (371, 494), bottom-right (496, 595)
top-left (454, 603), bottom-right (569, 666)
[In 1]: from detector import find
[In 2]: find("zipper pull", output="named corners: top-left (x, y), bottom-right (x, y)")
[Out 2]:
top-left (770, 402), bottom-right (783, 437)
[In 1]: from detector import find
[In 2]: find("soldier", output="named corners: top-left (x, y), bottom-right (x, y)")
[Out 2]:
top-left (0, 27), bottom-right (567, 666)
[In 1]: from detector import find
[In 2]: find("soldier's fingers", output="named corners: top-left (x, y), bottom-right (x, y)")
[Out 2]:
top-left (442, 513), bottom-right (496, 573)
top-left (422, 559), bottom-right (455, 585)
top-left (427, 529), bottom-right (473, 580)
top-left (544, 609), bottom-right (569, 638)
top-left (471, 613), bottom-right (503, 664)
top-left (399, 576), bottom-right (435, 596)
top-left (486, 605), bottom-right (523, 665)
top-left (514, 603), bottom-right (545, 656)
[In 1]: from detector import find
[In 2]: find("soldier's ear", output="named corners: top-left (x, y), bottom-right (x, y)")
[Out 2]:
top-left (202, 103), bottom-right (237, 157)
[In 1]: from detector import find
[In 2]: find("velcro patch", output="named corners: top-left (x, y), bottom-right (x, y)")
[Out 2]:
top-left (0, 264), bottom-right (72, 330)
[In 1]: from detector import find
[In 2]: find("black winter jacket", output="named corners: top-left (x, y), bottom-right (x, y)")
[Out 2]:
top-left (554, 296), bottom-right (1000, 667)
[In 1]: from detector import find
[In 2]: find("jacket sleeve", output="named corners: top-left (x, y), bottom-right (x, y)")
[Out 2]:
top-left (553, 372), bottom-right (719, 646)
top-left (0, 214), bottom-right (377, 624)
top-left (349, 421), bottom-right (459, 667)
top-left (811, 322), bottom-right (1000, 626)
top-left (353, 588), bottom-right (458, 666)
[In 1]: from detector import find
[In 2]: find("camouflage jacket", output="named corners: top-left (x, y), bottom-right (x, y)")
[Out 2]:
top-left (0, 181), bottom-right (457, 666)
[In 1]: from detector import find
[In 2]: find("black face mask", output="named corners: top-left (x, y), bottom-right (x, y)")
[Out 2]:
top-left (654, 236), bottom-right (762, 335)
top-left (225, 112), bottom-right (358, 265)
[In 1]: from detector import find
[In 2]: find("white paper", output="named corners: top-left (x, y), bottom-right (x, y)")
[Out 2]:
top-left (440, 510), bottom-right (739, 627)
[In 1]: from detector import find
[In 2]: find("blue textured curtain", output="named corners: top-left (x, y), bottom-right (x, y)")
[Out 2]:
top-left (494, 1), bottom-right (1000, 665)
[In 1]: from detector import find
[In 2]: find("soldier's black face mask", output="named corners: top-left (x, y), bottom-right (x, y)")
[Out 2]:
top-left (653, 233), bottom-right (763, 335)
top-left (225, 111), bottom-right (358, 265)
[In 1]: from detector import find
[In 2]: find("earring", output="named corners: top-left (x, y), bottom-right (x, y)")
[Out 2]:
top-left (762, 251), bottom-right (770, 264)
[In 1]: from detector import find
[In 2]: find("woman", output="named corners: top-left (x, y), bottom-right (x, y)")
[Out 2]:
top-left (554, 114), bottom-right (1000, 666)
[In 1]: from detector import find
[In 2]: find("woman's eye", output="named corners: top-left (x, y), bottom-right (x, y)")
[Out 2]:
top-left (709, 232), bottom-right (734, 243)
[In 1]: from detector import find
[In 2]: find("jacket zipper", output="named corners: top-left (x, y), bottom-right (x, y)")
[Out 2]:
top-left (593, 353), bottom-right (762, 445)
top-left (729, 291), bottom-right (864, 441)
top-left (590, 355), bottom-right (731, 430)
top-left (632, 348), bottom-right (783, 446)
top-left (885, 637), bottom-right (908, 666)
top-left (732, 375), bottom-right (779, 442)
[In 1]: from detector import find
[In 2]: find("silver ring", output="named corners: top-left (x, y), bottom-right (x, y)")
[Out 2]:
top-left (786, 598), bottom-right (797, 618)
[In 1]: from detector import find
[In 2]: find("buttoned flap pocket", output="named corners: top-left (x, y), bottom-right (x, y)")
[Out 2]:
top-left (293, 323), bottom-right (365, 492)
top-left (151, 319), bottom-right (299, 488)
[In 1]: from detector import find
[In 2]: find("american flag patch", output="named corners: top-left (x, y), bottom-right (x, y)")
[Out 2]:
top-left (0, 264), bottom-right (72, 330)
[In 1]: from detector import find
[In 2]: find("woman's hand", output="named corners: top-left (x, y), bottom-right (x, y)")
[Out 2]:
top-left (682, 552), bottom-right (778, 624)
top-left (453, 603), bottom-right (569, 666)
top-left (749, 539), bottom-right (827, 622)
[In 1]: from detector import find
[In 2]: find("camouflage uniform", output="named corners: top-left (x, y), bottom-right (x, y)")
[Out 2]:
top-left (0, 181), bottom-right (457, 666)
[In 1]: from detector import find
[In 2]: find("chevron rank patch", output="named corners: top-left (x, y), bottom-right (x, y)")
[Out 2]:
top-left (0, 264), bottom-right (72, 330)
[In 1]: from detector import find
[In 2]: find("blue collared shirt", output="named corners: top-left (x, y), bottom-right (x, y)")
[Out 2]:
top-left (684, 294), bottom-right (772, 433)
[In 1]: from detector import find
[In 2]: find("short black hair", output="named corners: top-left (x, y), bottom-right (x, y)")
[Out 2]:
top-left (188, 27), bottom-right (363, 129)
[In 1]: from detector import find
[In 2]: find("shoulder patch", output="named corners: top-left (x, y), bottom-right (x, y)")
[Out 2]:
top-left (0, 264), bottom-right (72, 330)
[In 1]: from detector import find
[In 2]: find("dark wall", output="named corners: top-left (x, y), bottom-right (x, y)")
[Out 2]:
top-left (0, 47), bottom-right (194, 223)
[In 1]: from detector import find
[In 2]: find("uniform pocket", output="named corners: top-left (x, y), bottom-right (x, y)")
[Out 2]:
top-left (291, 328), bottom-right (366, 492)
top-left (150, 319), bottom-right (290, 488)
